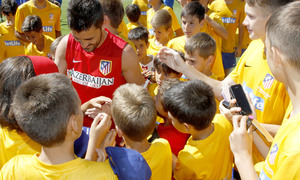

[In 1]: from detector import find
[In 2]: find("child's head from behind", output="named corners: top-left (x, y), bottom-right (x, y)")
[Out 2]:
top-left (243, 0), bottom-right (294, 40)
top-left (12, 73), bottom-right (82, 147)
top-left (100, 0), bottom-right (124, 29)
top-left (112, 83), bottom-right (157, 142)
top-left (128, 27), bottom-right (149, 61)
top-left (126, 4), bottom-right (141, 23)
top-left (265, 2), bottom-right (300, 82)
top-left (154, 52), bottom-right (184, 86)
top-left (1, 0), bottom-right (18, 22)
top-left (50, 35), bottom-right (65, 61)
top-left (184, 32), bottom-right (216, 75)
top-left (181, 1), bottom-right (205, 38)
top-left (155, 79), bottom-right (182, 119)
top-left (21, 15), bottom-right (43, 45)
top-left (151, 9), bottom-right (172, 44)
top-left (163, 80), bottom-right (216, 133)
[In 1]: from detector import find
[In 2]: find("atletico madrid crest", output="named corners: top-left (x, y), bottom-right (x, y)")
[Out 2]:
top-left (99, 60), bottom-right (112, 76)
top-left (263, 73), bottom-right (274, 89)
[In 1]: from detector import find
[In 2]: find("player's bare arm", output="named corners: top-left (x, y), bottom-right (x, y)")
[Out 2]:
top-left (121, 44), bottom-right (145, 85)
top-left (55, 35), bottom-right (69, 74)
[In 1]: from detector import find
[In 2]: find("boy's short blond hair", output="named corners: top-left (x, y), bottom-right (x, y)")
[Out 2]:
top-left (112, 83), bottom-right (157, 142)
top-left (151, 9), bottom-right (172, 30)
top-left (185, 32), bottom-right (216, 59)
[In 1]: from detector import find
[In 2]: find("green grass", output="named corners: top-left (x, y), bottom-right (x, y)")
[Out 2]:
top-left (60, 0), bottom-right (182, 35)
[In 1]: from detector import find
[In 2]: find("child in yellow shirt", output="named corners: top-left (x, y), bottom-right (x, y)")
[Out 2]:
top-left (163, 80), bottom-right (233, 179)
top-left (147, 0), bottom-right (183, 39)
top-left (132, 0), bottom-right (149, 27)
top-left (111, 83), bottom-right (172, 180)
top-left (0, 0), bottom-right (25, 61)
top-left (125, 4), bottom-right (143, 32)
top-left (147, 9), bottom-right (172, 57)
top-left (22, 15), bottom-right (54, 58)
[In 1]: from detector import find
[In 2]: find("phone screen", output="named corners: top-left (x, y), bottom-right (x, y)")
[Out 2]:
top-left (229, 84), bottom-right (252, 116)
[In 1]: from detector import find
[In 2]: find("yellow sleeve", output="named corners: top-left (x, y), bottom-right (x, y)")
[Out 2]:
top-left (15, 6), bottom-right (25, 33)
top-left (271, 152), bottom-right (300, 179)
top-left (164, 7), bottom-right (181, 32)
top-left (229, 51), bottom-right (246, 83)
top-left (174, 151), bottom-right (197, 180)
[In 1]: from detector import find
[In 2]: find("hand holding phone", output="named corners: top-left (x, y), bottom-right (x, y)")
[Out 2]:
top-left (229, 84), bottom-right (252, 116)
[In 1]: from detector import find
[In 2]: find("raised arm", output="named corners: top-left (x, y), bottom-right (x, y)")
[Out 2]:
top-left (121, 44), bottom-right (145, 85)
top-left (205, 14), bottom-right (228, 39)
top-left (158, 47), bottom-right (236, 100)
top-left (54, 35), bottom-right (69, 74)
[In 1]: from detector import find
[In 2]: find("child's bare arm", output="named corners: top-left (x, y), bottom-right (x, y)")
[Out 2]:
top-left (205, 14), bottom-right (228, 39)
top-left (85, 113), bottom-right (112, 161)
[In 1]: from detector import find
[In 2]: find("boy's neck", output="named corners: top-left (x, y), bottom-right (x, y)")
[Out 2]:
top-left (191, 123), bottom-right (214, 141)
top-left (38, 142), bottom-right (76, 165)
top-left (36, 34), bottom-right (45, 51)
top-left (139, 55), bottom-right (153, 65)
top-left (33, 0), bottom-right (47, 9)
top-left (202, 69), bottom-right (212, 77)
top-left (124, 137), bottom-right (151, 153)
top-left (152, 1), bottom-right (163, 11)
top-left (106, 26), bottom-right (118, 36)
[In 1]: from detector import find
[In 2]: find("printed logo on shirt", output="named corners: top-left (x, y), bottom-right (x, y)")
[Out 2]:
top-left (49, 13), bottom-right (54, 20)
top-left (148, 29), bottom-right (154, 35)
top-left (43, 26), bottom-right (53, 32)
top-left (4, 40), bottom-right (21, 46)
top-left (147, 4), bottom-right (151, 8)
top-left (221, 17), bottom-right (236, 24)
top-left (269, 143), bottom-right (278, 165)
top-left (263, 73), bottom-right (274, 89)
top-left (233, 9), bottom-right (237, 15)
top-left (243, 82), bottom-right (265, 111)
top-left (99, 60), bottom-right (112, 76)
top-left (67, 68), bottom-right (114, 88)
top-left (259, 170), bottom-right (271, 180)
top-left (141, 11), bottom-right (147, 15)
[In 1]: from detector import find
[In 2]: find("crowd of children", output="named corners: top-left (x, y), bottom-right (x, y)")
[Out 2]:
top-left (1, 0), bottom-right (300, 179)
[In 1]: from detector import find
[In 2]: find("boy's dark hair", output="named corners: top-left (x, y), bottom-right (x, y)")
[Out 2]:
top-left (151, 9), bottom-right (172, 30)
top-left (100, 0), bottom-right (124, 29)
top-left (185, 32), bottom-right (216, 59)
top-left (154, 51), bottom-right (185, 76)
top-left (21, 15), bottom-right (43, 33)
top-left (181, 1), bottom-right (205, 22)
top-left (1, 0), bottom-right (18, 16)
top-left (0, 56), bottom-right (35, 131)
top-left (246, 0), bottom-right (294, 14)
top-left (266, 2), bottom-right (300, 71)
top-left (67, 0), bottom-right (104, 32)
top-left (12, 73), bottom-right (80, 147)
top-left (126, 4), bottom-right (141, 23)
top-left (163, 80), bottom-right (216, 130)
top-left (128, 27), bottom-right (149, 44)
top-left (112, 84), bottom-right (157, 142)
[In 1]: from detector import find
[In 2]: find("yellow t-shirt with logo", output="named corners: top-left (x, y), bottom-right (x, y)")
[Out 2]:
top-left (0, 22), bottom-right (26, 60)
top-left (127, 22), bottom-right (141, 33)
top-left (132, 0), bottom-right (150, 27)
top-left (15, 0), bottom-right (61, 39)
top-left (229, 39), bottom-right (290, 125)
top-left (174, 114), bottom-right (233, 180)
top-left (210, 0), bottom-right (244, 53)
top-left (0, 153), bottom-right (118, 179)
top-left (0, 127), bottom-right (41, 169)
top-left (167, 35), bottom-right (185, 53)
top-left (147, 4), bottom-right (182, 40)
top-left (260, 113), bottom-right (300, 179)
top-left (25, 34), bottom-right (54, 58)
top-left (117, 20), bottom-right (129, 39)
top-left (141, 138), bottom-right (172, 180)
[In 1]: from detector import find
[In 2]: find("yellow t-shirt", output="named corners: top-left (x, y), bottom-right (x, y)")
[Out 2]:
top-left (174, 114), bottom-right (233, 180)
top-left (0, 127), bottom-right (41, 169)
top-left (25, 34), bottom-right (54, 58)
top-left (117, 20), bottom-right (129, 39)
top-left (229, 39), bottom-right (290, 125)
top-left (141, 138), bottom-right (172, 180)
top-left (167, 35), bottom-right (185, 53)
top-left (0, 22), bottom-right (26, 60)
top-left (0, 153), bottom-right (118, 179)
top-left (147, 4), bottom-right (182, 40)
top-left (260, 113), bottom-right (300, 179)
top-left (282, 101), bottom-right (293, 126)
top-left (15, 0), bottom-right (61, 39)
top-left (147, 38), bottom-right (163, 57)
top-left (132, 0), bottom-right (150, 27)
top-left (210, 0), bottom-right (244, 53)
top-left (127, 22), bottom-right (142, 33)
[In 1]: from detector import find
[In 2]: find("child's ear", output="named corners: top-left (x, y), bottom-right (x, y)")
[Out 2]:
top-left (146, 41), bottom-right (149, 48)
top-left (167, 27), bottom-right (172, 34)
top-left (69, 115), bottom-right (80, 135)
top-left (103, 15), bottom-right (110, 28)
top-left (271, 47), bottom-right (283, 69)
top-left (206, 55), bottom-right (215, 66)
top-left (199, 19), bottom-right (205, 28)
top-left (39, 28), bottom-right (43, 34)
top-left (183, 123), bottom-right (190, 132)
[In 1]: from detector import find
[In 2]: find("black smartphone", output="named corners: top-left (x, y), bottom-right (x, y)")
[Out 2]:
top-left (229, 84), bottom-right (252, 116)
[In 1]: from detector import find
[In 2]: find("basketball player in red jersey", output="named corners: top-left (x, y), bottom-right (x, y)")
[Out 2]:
top-left (55, 0), bottom-right (144, 127)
